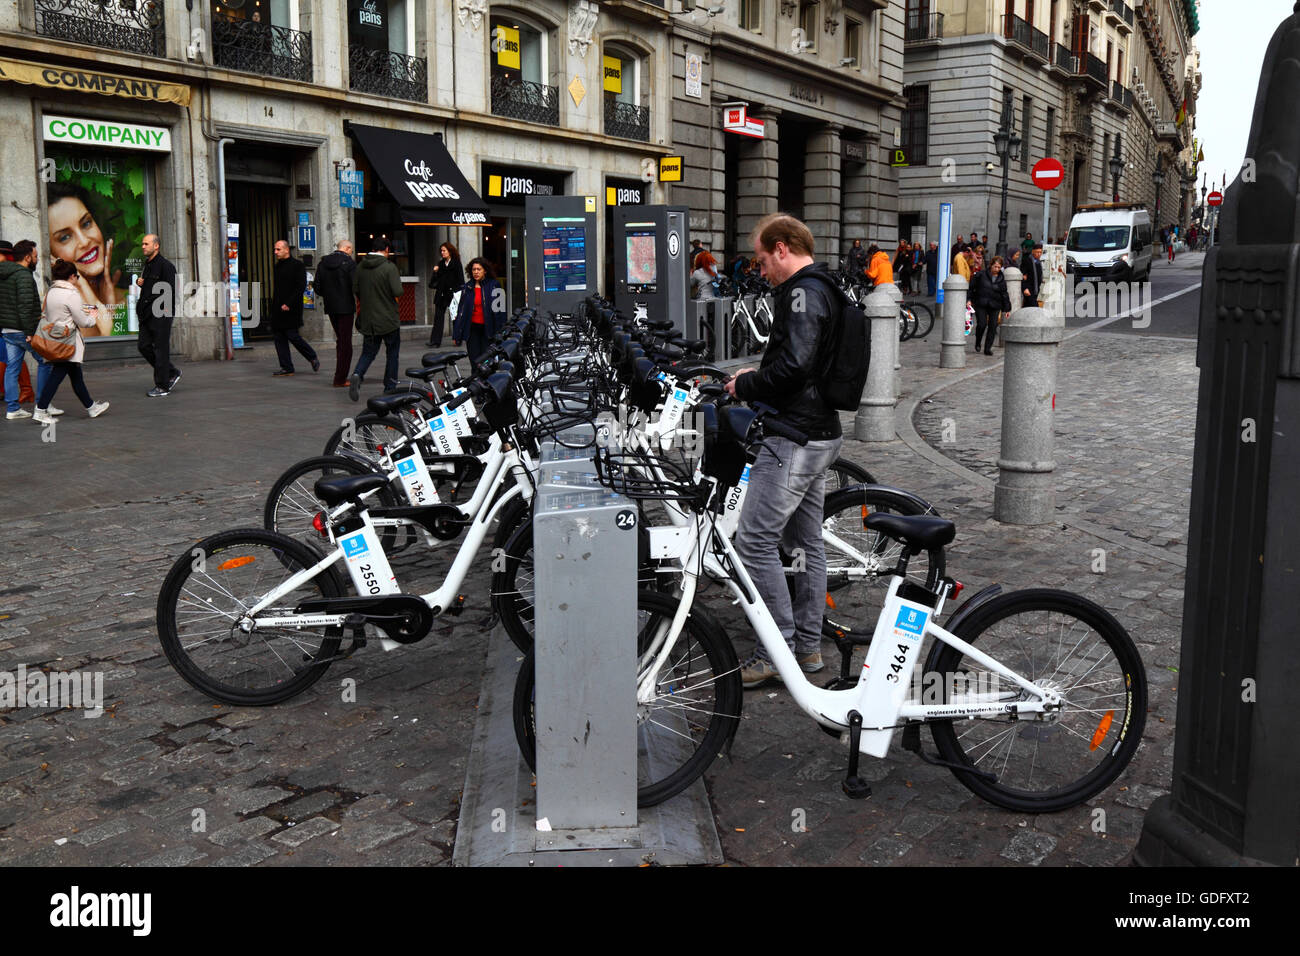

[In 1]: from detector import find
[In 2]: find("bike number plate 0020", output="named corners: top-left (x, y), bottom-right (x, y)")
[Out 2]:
top-left (426, 415), bottom-right (463, 456)
top-left (338, 520), bottom-right (399, 596)
top-left (718, 464), bottom-right (751, 537)
top-left (391, 448), bottom-right (439, 506)
top-left (854, 595), bottom-right (931, 757)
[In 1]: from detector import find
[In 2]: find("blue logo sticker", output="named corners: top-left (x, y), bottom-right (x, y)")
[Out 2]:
top-left (673, 388), bottom-right (688, 401)
top-left (342, 534), bottom-right (369, 558)
top-left (430, 418), bottom-right (445, 432)
top-left (740, 464), bottom-right (751, 483)
top-left (894, 606), bottom-right (927, 637)
top-left (397, 458), bottom-right (416, 476)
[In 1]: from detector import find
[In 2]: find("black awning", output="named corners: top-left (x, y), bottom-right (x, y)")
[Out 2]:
top-left (347, 123), bottom-right (490, 227)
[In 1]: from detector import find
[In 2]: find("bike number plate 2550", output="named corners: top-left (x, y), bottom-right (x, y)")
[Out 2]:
top-left (338, 518), bottom-right (399, 597)
top-left (854, 595), bottom-right (931, 757)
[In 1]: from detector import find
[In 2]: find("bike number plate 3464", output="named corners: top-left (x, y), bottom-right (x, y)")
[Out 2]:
top-left (337, 517), bottom-right (399, 597)
top-left (391, 448), bottom-right (440, 506)
top-left (854, 594), bottom-right (931, 757)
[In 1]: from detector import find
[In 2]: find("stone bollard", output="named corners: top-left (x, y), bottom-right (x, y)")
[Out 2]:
top-left (993, 306), bottom-right (1065, 524)
top-left (940, 275), bottom-right (968, 368)
top-left (877, 282), bottom-right (903, 398)
top-left (1001, 265), bottom-right (1023, 349)
top-left (853, 288), bottom-right (899, 441)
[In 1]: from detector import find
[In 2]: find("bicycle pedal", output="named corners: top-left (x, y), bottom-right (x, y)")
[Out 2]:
top-left (446, 594), bottom-right (467, 617)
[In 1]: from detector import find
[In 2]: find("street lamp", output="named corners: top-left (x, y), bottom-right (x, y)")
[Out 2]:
top-left (1152, 152), bottom-right (1165, 227)
top-left (994, 89), bottom-right (1022, 259)
top-left (1108, 134), bottom-right (1124, 203)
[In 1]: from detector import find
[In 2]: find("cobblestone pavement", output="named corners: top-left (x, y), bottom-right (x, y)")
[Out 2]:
top-left (0, 295), bottom-right (1195, 865)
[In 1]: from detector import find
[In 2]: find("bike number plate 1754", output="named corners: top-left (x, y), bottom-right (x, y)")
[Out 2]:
top-left (391, 448), bottom-right (439, 506)
top-left (854, 595), bottom-right (931, 757)
top-left (337, 518), bottom-right (399, 597)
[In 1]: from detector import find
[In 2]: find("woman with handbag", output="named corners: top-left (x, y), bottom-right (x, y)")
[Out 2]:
top-left (32, 259), bottom-right (109, 424)
top-left (426, 241), bottom-right (462, 348)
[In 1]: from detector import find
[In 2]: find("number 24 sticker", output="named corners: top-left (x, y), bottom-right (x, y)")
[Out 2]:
top-left (616, 509), bottom-right (637, 530)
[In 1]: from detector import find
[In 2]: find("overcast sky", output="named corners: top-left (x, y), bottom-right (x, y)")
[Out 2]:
top-left (1195, 0), bottom-right (1295, 197)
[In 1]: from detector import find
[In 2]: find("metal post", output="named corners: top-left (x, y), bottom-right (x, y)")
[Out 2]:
top-left (993, 305), bottom-right (1064, 524)
top-left (877, 281), bottom-right (902, 398)
top-left (1001, 265), bottom-right (1023, 348)
top-left (854, 288), bottom-right (899, 441)
top-left (939, 274), bottom-right (968, 369)
top-left (1041, 191), bottom-right (1050, 251)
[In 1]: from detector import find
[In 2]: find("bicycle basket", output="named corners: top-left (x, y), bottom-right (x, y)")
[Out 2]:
top-left (593, 442), bottom-right (702, 503)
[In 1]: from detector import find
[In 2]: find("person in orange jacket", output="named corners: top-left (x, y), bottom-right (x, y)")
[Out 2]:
top-left (865, 244), bottom-right (894, 286)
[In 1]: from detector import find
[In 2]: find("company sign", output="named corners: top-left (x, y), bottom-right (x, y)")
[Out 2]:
top-left (495, 26), bottom-right (521, 70)
top-left (0, 56), bottom-right (191, 106)
top-left (483, 163), bottom-right (566, 205)
top-left (603, 55), bottom-right (622, 94)
top-left (42, 115), bottom-right (171, 152)
top-left (658, 156), bottom-right (683, 182)
top-left (349, 0), bottom-right (388, 51)
top-left (722, 104), bottom-right (764, 138)
top-left (403, 157), bottom-right (463, 202)
top-left (606, 179), bottom-right (644, 206)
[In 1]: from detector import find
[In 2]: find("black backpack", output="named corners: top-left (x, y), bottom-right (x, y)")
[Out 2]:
top-left (802, 272), bottom-right (870, 412)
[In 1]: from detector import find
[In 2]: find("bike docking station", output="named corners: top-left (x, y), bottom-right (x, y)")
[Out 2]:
top-left (613, 205), bottom-right (691, 335)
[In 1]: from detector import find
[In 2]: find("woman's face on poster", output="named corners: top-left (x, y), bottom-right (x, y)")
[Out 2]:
top-left (49, 197), bottom-right (106, 278)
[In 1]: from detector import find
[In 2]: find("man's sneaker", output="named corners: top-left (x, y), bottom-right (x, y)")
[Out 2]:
top-left (47, 405), bottom-right (64, 416)
top-left (795, 651), bottom-right (824, 674)
top-left (272, 369), bottom-right (294, 377)
top-left (310, 358), bottom-right (321, 373)
top-left (87, 401), bottom-right (110, 419)
top-left (32, 408), bottom-right (55, 425)
top-left (167, 370), bottom-right (181, 390)
top-left (146, 387), bottom-right (169, 397)
top-left (740, 654), bottom-right (780, 689)
top-left (5, 409), bottom-right (31, 420)
top-left (348, 373), bottom-right (361, 402)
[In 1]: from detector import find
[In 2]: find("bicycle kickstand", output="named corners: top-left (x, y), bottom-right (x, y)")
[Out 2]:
top-left (842, 710), bottom-right (873, 800)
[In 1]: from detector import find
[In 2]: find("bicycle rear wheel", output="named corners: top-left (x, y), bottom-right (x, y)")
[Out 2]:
top-left (513, 588), bottom-right (742, 807)
top-left (826, 457), bottom-right (877, 491)
top-left (927, 589), bottom-right (1147, 812)
top-left (907, 301), bottom-right (934, 338)
top-left (156, 528), bottom-right (345, 705)
top-left (323, 413), bottom-right (413, 466)
top-left (264, 455), bottom-right (399, 552)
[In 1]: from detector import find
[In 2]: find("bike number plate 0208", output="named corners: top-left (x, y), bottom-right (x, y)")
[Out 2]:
top-left (391, 448), bottom-right (439, 506)
top-left (426, 415), bottom-right (463, 456)
top-left (855, 596), bottom-right (931, 757)
top-left (339, 522), bottom-right (399, 596)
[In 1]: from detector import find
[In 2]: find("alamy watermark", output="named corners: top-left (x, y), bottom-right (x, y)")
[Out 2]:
top-left (0, 664), bottom-right (104, 718)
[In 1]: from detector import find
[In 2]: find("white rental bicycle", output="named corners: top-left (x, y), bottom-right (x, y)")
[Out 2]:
top-left (513, 402), bottom-right (1147, 811)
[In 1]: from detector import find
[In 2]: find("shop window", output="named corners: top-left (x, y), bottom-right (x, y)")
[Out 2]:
top-left (490, 13), bottom-right (557, 125)
top-left (901, 83), bottom-right (929, 166)
top-left (798, 2), bottom-right (818, 53)
top-left (603, 45), bottom-right (649, 141)
top-left (739, 0), bottom-right (761, 33)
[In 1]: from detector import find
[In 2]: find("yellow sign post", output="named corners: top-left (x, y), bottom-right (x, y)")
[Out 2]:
top-left (658, 156), bottom-right (683, 182)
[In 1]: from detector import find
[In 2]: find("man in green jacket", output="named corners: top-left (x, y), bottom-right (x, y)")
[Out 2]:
top-left (2, 240), bottom-right (54, 419)
top-left (348, 237), bottom-right (404, 402)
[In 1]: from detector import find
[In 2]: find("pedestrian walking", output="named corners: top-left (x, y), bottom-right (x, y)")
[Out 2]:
top-left (691, 252), bottom-right (720, 299)
top-left (1022, 242), bottom-right (1044, 307)
top-left (911, 242), bottom-right (925, 295)
top-left (865, 244), bottom-right (893, 286)
top-left (32, 258), bottom-right (109, 423)
top-left (348, 236), bottom-right (404, 400)
top-left (1167, 224), bottom-right (1178, 262)
top-left (2, 240), bottom-right (52, 419)
top-left (1020, 231), bottom-right (1036, 257)
top-left (426, 241), bottom-right (462, 348)
top-left (136, 234), bottom-right (181, 397)
top-left (925, 241), bottom-right (939, 297)
top-left (846, 239), bottom-right (868, 276)
top-left (893, 239), bottom-right (912, 294)
top-left (969, 255), bottom-right (1012, 356)
top-left (952, 244), bottom-right (973, 282)
top-left (0, 239), bottom-right (39, 409)
top-left (311, 239), bottom-right (356, 387)
top-left (270, 239), bottom-right (319, 377)
top-left (722, 213), bottom-right (845, 687)
top-left (452, 258), bottom-right (506, 365)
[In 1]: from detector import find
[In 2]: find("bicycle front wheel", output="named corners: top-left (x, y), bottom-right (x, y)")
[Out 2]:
top-left (322, 413), bottom-right (413, 466)
top-left (928, 589), bottom-right (1147, 812)
top-left (156, 528), bottom-right (346, 705)
top-left (513, 588), bottom-right (742, 807)
top-left (264, 455), bottom-right (399, 551)
top-left (907, 301), bottom-right (934, 338)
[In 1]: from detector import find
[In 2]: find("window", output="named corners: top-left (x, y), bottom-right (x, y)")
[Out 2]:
top-left (1020, 95), bottom-right (1032, 170)
top-left (844, 17), bottom-right (861, 67)
top-left (1045, 106), bottom-right (1056, 156)
top-left (799, 2), bottom-right (818, 52)
top-left (740, 0), bottom-right (761, 33)
top-left (490, 14), bottom-right (546, 87)
top-left (1101, 132), bottom-right (1110, 191)
top-left (901, 83), bottom-right (929, 165)
top-left (1019, 213), bottom-right (1028, 238)
top-left (603, 45), bottom-right (648, 140)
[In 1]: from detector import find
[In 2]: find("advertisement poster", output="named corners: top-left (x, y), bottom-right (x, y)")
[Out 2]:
top-left (1041, 244), bottom-right (1067, 318)
top-left (45, 144), bottom-right (149, 338)
top-left (227, 223), bottom-right (244, 349)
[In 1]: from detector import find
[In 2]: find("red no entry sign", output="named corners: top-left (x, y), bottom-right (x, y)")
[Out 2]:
top-left (1207, 191), bottom-right (1224, 207)
top-left (1032, 157), bottom-right (1065, 191)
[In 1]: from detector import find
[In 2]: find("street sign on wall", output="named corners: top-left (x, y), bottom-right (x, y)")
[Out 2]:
top-left (1207, 191), bottom-right (1224, 206)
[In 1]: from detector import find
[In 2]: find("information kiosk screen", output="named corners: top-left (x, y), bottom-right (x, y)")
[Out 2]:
top-left (625, 223), bottom-right (657, 293)
top-left (542, 218), bottom-right (588, 292)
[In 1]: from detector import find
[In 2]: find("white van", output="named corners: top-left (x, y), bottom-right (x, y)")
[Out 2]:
top-left (1065, 204), bottom-right (1154, 283)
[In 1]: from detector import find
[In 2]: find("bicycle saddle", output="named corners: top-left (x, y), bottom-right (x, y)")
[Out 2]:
top-left (367, 393), bottom-right (424, 416)
top-left (422, 351), bottom-right (466, 367)
top-left (405, 367), bottom-right (442, 381)
top-left (314, 473), bottom-right (390, 507)
top-left (863, 514), bottom-right (956, 553)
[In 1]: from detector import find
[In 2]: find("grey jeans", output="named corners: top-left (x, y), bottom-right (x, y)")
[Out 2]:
top-left (734, 435), bottom-right (843, 660)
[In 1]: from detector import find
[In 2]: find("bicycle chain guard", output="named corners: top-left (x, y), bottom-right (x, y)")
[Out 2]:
top-left (295, 594), bottom-right (435, 644)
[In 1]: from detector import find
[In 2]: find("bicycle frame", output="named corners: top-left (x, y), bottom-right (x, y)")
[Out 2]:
top-left (639, 512), bottom-right (1057, 758)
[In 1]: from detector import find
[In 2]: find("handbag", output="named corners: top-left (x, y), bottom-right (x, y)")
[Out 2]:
top-left (446, 288), bottom-right (462, 318)
top-left (30, 314), bottom-right (76, 362)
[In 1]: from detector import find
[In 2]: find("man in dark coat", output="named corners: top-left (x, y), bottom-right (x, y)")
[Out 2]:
top-left (1021, 242), bottom-right (1044, 306)
top-left (924, 241), bottom-right (939, 297)
top-left (312, 239), bottom-right (356, 387)
top-left (271, 239), bottom-right (319, 377)
top-left (137, 233), bottom-right (181, 397)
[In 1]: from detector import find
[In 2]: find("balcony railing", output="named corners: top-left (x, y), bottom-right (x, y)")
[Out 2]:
top-left (1112, 0), bottom-right (1134, 27)
top-left (1002, 14), bottom-right (1031, 50)
top-left (35, 0), bottom-right (165, 57)
top-left (1083, 52), bottom-right (1108, 87)
top-left (491, 75), bottom-right (559, 126)
top-left (604, 98), bottom-right (650, 141)
top-left (1124, 86), bottom-right (1134, 108)
top-left (348, 45), bottom-right (428, 103)
top-left (213, 13), bottom-right (312, 83)
top-left (1054, 43), bottom-right (1078, 74)
top-left (904, 11), bottom-right (943, 44)
top-left (1071, 113), bottom-right (1094, 138)
top-left (1030, 26), bottom-right (1050, 61)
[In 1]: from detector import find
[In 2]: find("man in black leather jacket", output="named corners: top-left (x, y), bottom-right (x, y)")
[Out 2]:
top-left (724, 213), bottom-right (845, 688)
